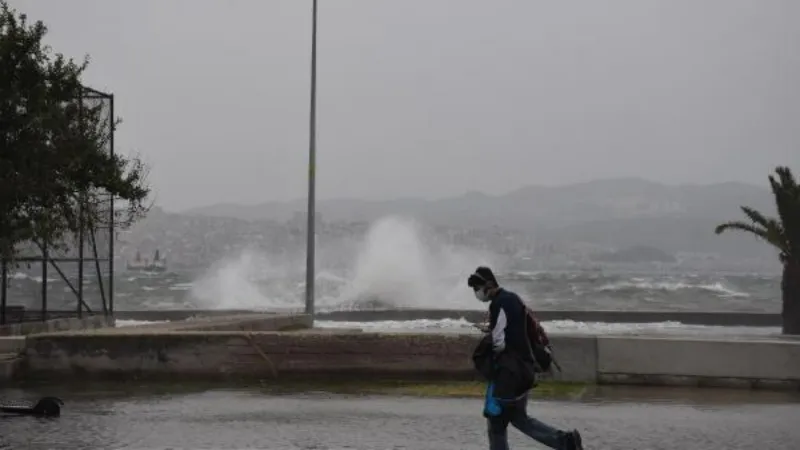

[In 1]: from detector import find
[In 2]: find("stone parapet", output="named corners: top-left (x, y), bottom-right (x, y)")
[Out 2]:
top-left (0, 314), bottom-right (114, 337)
top-left (18, 330), bottom-right (800, 390)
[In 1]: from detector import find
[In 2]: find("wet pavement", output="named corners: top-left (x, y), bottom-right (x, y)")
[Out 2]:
top-left (1, 385), bottom-right (799, 450)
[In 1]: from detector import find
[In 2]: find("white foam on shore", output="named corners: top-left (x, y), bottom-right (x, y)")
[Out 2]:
top-left (115, 319), bottom-right (164, 327)
top-left (112, 317), bottom-right (782, 337)
top-left (314, 318), bottom-right (782, 337)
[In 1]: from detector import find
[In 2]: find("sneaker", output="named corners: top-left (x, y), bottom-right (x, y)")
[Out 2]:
top-left (570, 429), bottom-right (584, 450)
top-left (562, 431), bottom-right (573, 450)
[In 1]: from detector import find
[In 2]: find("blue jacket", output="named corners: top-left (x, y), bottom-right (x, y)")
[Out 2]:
top-left (488, 288), bottom-right (535, 364)
top-left (474, 288), bottom-right (540, 417)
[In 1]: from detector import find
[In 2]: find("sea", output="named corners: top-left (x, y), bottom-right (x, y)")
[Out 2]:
top-left (3, 266), bottom-right (778, 311)
top-left (4, 264), bottom-right (783, 335)
top-left (1, 216), bottom-right (784, 336)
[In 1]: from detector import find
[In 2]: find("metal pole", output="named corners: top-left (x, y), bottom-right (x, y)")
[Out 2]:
top-left (77, 199), bottom-right (84, 318)
top-left (1, 259), bottom-right (7, 325)
top-left (41, 243), bottom-right (48, 321)
top-left (304, 0), bottom-right (318, 319)
top-left (77, 90), bottom-right (85, 319)
top-left (108, 94), bottom-right (115, 316)
top-left (89, 224), bottom-right (108, 314)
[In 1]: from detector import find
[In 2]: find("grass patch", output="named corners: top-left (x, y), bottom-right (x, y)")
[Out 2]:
top-left (6, 378), bottom-right (591, 401)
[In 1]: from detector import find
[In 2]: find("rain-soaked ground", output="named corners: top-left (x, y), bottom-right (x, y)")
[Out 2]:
top-left (1, 383), bottom-right (799, 450)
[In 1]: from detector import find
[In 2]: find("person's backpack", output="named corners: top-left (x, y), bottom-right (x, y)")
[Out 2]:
top-left (523, 306), bottom-right (553, 373)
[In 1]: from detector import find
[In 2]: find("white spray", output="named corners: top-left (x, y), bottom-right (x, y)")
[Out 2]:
top-left (189, 249), bottom-right (298, 310)
top-left (339, 216), bottom-right (495, 309)
top-left (189, 215), bottom-right (498, 311)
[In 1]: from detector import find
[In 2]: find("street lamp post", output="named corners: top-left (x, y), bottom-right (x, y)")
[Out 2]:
top-left (304, 0), bottom-right (318, 319)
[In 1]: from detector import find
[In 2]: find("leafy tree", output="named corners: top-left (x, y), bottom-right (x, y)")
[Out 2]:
top-left (0, 1), bottom-right (150, 264)
top-left (715, 166), bottom-right (800, 335)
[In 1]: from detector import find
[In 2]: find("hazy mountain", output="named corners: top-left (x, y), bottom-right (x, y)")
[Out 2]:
top-left (178, 178), bottom-right (777, 261)
top-left (184, 178), bottom-right (771, 226)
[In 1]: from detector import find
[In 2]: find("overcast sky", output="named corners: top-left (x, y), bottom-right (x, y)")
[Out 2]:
top-left (14, 0), bottom-right (799, 211)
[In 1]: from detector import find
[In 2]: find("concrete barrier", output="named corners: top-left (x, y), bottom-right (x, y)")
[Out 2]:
top-left (18, 330), bottom-right (800, 390)
top-left (0, 336), bottom-right (25, 354)
top-left (0, 354), bottom-right (21, 381)
top-left (314, 309), bottom-right (783, 327)
top-left (0, 337), bottom-right (25, 381)
top-left (175, 314), bottom-right (312, 333)
top-left (21, 331), bottom-right (594, 383)
top-left (106, 309), bottom-right (783, 327)
top-left (113, 309), bottom-right (267, 322)
top-left (102, 313), bottom-right (312, 334)
top-left (0, 314), bottom-right (114, 337)
top-left (544, 335), bottom-right (598, 383)
top-left (596, 335), bottom-right (800, 389)
top-left (23, 332), bottom-right (477, 380)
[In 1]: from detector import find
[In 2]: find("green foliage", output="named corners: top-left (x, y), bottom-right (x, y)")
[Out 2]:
top-left (715, 166), bottom-right (799, 264)
top-left (0, 1), bottom-right (150, 262)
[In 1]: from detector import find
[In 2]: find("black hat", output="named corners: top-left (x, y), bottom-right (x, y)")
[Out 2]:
top-left (467, 266), bottom-right (498, 290)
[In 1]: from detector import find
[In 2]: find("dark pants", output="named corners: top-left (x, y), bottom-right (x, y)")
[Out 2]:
top-left (487, 394), bottom-right (567, 450)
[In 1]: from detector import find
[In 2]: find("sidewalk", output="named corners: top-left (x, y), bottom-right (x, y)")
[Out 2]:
top-left (1, 388), bottom-right (799, 449)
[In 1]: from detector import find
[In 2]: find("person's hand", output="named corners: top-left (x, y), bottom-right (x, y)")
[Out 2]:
top-left (473, 321), bottom-right (490, 333)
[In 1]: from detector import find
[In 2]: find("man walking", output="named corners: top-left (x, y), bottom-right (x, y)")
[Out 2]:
top-left (468, 266), bottom-right (584, 450)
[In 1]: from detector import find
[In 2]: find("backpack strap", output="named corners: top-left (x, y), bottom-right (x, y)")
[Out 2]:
top-left (522, 303), bottom-right (556, 374)
top-left (528, 309), bottom-right (550, 347)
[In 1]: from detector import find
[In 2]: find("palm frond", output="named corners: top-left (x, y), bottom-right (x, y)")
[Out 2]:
top-left (740, 206), bottom-right (771, 229)
top-left (715, 221), bottom-right (767, 237)
top-left (715, 221), bottom-right (789, 254)
top-left (733, 207), bottom-right (789, 253)
top-left (774, 166), bottom-right (798, 193)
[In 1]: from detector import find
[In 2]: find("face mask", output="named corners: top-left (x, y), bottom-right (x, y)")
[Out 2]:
top-left (474, 289), bottom-right (489, 302)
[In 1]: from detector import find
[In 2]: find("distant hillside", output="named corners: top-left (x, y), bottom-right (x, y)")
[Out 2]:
top-left (185, 178), bottom-right (771, 225)
top-left (178, 178), bottom-right (778, 260)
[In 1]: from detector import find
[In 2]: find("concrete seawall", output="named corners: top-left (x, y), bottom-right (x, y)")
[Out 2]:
top-left (313, 309), bottom-right (782, 327)
top-left (0, 314), bottom-right (114, 336)
top-left (106, 309), bottom-right (782, 327)
top-left (5, 309), bottom-right (780, 327)
top-left (0, 313), bottom-right (312, 381)
top-left (597, 335), bottom-right (800, 389)
top-left (20, 330), bottom-right (800, 390)
top-left (105, 313), bottom-right (312, 334)
top-left (1, 314), bottom-right (115, 381)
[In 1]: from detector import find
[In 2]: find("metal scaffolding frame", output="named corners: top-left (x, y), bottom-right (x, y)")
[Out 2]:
top-left (0, 86), bottom-right (116, 325)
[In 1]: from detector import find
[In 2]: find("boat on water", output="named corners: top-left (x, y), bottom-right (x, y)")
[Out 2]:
top-left (127, 249), bottom-right (167, 273)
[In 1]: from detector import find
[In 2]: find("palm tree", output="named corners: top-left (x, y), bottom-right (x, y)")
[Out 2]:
top-left (715, 166), bottom-right (800, 335)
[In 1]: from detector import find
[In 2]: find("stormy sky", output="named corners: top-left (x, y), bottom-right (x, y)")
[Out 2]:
top-left (14, 0), bottom-right (799, 211)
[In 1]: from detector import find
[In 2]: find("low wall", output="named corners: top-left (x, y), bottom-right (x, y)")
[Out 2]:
top-left (4, 308), bottom-right (783, 327)
top-left (20, 331), bottom-right (800, 390)
top-left (0, 355), bottom-right (21, 381)
top-left (107, 309), bottom-right (782, 327)
top-left (316, 310), bottom-right (782, 327)
top-left (107, 314), bottom-right (312, 334)
top-left (0, 314), bottom-right (114, 337)
top-left (596, 335), bottom-right (800, 389)
top-left (114, 310), bottom-right (264, 322)
top-left (0, 336), bottom-right (25, 354)
top-left (23, 332), bottom-right (593, 382)
top-left (23, 332), bottom-right (486, 381)
top-left (0, 336), bottom-right (25, 381)
top-left (175, 314), bottom-right (312, 333)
